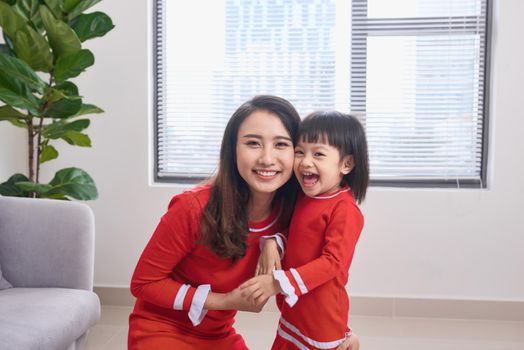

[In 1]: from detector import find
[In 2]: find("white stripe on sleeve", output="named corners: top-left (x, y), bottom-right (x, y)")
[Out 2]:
top-left (173, 284), bottom-right (190, 310)
top-left (188, 284), bottom-right (211, 326)
top-left (290, 268), bottom-right (308, 295)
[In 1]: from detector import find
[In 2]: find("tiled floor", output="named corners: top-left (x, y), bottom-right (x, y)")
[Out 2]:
top-left (85, 305), bottom-right (524, 350)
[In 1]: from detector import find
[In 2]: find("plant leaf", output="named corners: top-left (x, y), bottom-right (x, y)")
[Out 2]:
top-left (0, 105), bottom-right (27, 127)
top-left (63, 0), bottom-right (80, 12)
top-left (0, 173), bottom-right (29, 197)
top-left (13, 0), bottom-right (39, 22)
top-left (66, 0), bottom-right (101, 20)
top-left (12, 25), bottom-right (54, 72)
top-left (45, 167), bottom-right (98, 200)
top-left (43, 0), bottom-right (63, 19)
top-left (43, 118), bottom-right (89, 138)
top-left (40, 5), bottom-right (81, 59)
top-left (70, 11), bottom-right (114, 42)
top-left (54, 49), bottom-right (94, 82)
top-left (0, 70), bottom-right (41, 114)
top-left (0, 44), bottom-right (13, 55)
top-left (45, 81), bottom-right (82, 118)
top-left (3, 32), bottom-right (15, 52)
top-left (0, 2), bottom-right (27, 38)
top-left (0, 53), bottom-right (47, 93)
top-left (39, 144), bottom-right (59, 163)
top-left (61, 130), bottom-right (91, 147)
top-left (73, 103), bottom-right (103, 116)
top-left (15, 181), bottom-right (52, 194)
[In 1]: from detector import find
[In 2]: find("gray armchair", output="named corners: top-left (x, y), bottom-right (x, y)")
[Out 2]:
top-left (0, 196), bottom-right (101, 350)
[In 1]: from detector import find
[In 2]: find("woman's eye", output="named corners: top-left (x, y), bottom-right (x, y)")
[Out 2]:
top-left (245, 141), bottom-right (260, 147)
top-left (276, 142), bottom-right (291, 149)
top-left (294, 150), bottom-right (304, 156)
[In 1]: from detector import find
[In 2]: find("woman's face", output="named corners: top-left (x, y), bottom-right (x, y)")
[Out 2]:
top-left (236, 110), bottom-right (295, 200)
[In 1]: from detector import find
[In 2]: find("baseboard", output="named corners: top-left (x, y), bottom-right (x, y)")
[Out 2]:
top-left (94, 286), bottom-right (524, 322)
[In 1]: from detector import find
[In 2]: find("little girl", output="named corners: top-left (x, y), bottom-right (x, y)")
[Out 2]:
top-left (241, 111), bottom-right (369, 350)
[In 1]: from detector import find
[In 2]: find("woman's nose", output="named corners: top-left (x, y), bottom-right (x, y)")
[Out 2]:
top-left (258, 148), bottom-right (275, 165)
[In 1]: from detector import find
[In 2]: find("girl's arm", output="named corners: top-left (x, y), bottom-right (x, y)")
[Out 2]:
top-left (337, 333), bottom-right (360, 350)
top-left (241, 201), bottom-right (363, 306)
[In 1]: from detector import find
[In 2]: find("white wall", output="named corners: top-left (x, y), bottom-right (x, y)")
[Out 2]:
top-left (1, 0), bottom-right (522, 301)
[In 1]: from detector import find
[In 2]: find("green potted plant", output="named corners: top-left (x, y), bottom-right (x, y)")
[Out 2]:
top-left (0, 0), bottom-right (114, 200)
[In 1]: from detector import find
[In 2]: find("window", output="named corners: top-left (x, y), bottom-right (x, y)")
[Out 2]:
top-left (154, 0), bottom-right (490, 187)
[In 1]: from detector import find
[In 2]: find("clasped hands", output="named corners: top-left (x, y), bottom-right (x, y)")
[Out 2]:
top-left (223, 274), bottom-right (280, 313)
top-left (228, 238), bottom-right (283, 312)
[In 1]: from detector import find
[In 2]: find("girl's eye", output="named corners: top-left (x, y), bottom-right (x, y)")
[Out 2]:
top-left (314, 152), bottom-right (325, 157)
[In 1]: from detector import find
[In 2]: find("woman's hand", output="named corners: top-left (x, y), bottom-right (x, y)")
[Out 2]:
top-left (239, 275), bottom-right (282, 304)
top-left (336, 333), bottom-right (360, 350)
top-left (256, 238), bottom-right (282, 276)
top-left (224, 287), bottom-right (268, 312)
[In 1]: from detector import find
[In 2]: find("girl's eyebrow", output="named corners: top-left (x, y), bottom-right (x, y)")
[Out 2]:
top-left (241, 134), bottom-right (292, 142)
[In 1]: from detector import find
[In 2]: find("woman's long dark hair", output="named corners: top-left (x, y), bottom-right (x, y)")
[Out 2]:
top-left (200, 95), bottom-right (301, 261)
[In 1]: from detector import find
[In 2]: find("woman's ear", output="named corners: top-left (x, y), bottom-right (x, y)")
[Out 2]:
top-left (341, 155), bottom-right (355, 175)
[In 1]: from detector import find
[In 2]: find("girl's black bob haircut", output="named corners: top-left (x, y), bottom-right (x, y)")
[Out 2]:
top-left (299, 111), bottom-right (369, 203)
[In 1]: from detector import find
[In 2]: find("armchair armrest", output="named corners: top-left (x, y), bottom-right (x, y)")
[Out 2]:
top-left (0, 196), bottom-right (95, 291)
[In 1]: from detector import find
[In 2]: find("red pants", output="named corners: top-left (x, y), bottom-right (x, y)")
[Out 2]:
top-left (128, 314), bottom-right (248, 350)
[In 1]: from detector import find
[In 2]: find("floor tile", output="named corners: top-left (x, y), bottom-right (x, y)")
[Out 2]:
top-left (85, 306), bottom-right (524, 350)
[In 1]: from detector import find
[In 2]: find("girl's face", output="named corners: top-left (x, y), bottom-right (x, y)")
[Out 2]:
top-left (293, 139), bottom-right (354, 197)
top-left (236, 110), bottom-right (295, 200)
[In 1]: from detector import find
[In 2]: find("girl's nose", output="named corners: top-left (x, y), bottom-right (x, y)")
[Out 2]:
top-left (300, 154), bottom-right (313, 168)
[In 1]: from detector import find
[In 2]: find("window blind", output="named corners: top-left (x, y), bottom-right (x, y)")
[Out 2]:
top-left (351, 0), bottom-right (489, 186)
top-left (154, 0), bottom-right (490, 186)
top-left (155, 0), bottom-right (350, 180)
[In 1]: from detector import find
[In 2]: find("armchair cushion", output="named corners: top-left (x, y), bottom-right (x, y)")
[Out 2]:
top-left (0, 288), bottom-right (100, 350)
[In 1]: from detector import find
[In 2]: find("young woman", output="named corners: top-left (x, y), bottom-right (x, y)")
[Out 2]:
top-left (128, 95), bottom-right (301, 349)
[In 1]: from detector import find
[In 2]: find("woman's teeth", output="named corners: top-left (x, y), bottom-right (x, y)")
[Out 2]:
top-left (256, 170), bottom-right (277, 176)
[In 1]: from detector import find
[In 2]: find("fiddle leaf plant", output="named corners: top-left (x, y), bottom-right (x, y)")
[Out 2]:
top-left (0, 0), bottom-right (114, 200)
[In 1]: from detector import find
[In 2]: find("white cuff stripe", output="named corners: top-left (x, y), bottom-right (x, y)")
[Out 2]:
top-left (260, 234), bottom-right (286, 259)
top-left (275, 232), bottom-right (288, 244)
top-left (188, 284), bottom-right (211, 326)
top-left (280, 317), bottom-right (346, 349)
top-left (173, 284), bottom-right (190, 310)
top-left (274, 235), bottom-right (285, 258)
top-left (273, 270), bottom-right (298, 307)
top-left (290, 268), bottom-right (308, 295)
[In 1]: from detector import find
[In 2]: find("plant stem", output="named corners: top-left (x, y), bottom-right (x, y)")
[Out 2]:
top-left (35, 116), bottom-right (45, 183)
top-left (35, 74), bottom-right (54, 184)
top-left (27, 118), bottom-right (35, 197)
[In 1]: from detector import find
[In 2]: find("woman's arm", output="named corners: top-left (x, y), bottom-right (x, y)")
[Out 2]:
top-left (205, 288), bottom-right (268, 312)
top-left (130, 194), bottom-right (211, 325)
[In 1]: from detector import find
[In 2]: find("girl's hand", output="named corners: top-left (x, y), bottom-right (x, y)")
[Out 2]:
top-left (336, 333), bottom-right (359, 350)
top-left (256, 238), bottom-right (282, 276)
top-left (240, 275), bottom-right (282, 304)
